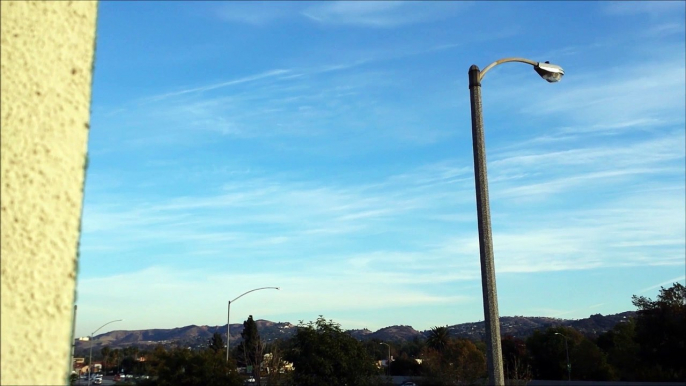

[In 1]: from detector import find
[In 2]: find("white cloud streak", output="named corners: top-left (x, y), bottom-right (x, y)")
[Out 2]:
top-left (637, 276), bottom-right (686, 294)
top-left (302, 2), bottom-right (468, 28)
top-left (140, 69), bottom-right (291, 103)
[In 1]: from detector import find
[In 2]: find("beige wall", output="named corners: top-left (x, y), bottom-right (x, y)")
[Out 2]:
top-left (1, 1), bottom-right (98, 384)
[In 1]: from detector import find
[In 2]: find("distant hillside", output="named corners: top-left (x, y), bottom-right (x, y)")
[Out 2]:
top-left (75, 312), bottom-right (635, 352)
top-left (76, 320), bottom-right (297, 352)
top-left (349, 325), bottom-right (423, 342)
top-left (440, 311), bottom-right (636, 341)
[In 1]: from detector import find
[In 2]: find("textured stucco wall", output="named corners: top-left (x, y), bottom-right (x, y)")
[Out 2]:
top-left (1, 1), bottom-right (98, 384)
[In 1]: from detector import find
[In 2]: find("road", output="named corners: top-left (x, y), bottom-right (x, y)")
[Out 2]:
top-left (74, 376), bottom-right (116, 386)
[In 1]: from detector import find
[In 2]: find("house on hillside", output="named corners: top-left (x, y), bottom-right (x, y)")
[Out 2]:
top-left (72, 357), bottom-right (85, 371)
top-left (77, 363), bottom-right (102, 375)
top-left (261, 353), bottom-right (294, 374)
top-left (376, 357), bottom-right (394, 369)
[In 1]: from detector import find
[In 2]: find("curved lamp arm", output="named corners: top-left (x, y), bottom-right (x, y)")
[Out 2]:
top-left (227, 287), bottom-right (280, 363)
top-left (231, 287), bottom-right (280, 303)
top-left (91, 319), bottom-right (123, 336)
top-left (88, 319), bottom-right (122, 385)
top-left (479, 57), bottom-right (564, 83)
top-left (479, 57), bottom-right (537, 81)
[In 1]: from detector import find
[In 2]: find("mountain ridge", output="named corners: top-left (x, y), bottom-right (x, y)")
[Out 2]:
top-left (75, 311), bottom-right (636, 351)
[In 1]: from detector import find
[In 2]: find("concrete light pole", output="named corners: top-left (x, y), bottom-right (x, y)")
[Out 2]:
top-left (226, 287), bottom-right (280, 363)
top-left (380, 342), bottom-right (391, 377)
top-left (468, 57), bottom-right (564, 385)
top-left (87, 319), bottom-right (122, 386)
top-left (555, 332), bottom-right (571, 381)
top-left (69, 305), bottom-right (78, 378)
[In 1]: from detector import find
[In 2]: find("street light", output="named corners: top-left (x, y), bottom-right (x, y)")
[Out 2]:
top-left (226, 287), bottom-right (280, 363)
top-left (379, 342), bottom-right (391, 377)
top-left (468, 57), bottom-right (564, 386)
top-left (87, 319), bottom-right (123, 386)
top-left (554, 332), bottom-right (571, 381)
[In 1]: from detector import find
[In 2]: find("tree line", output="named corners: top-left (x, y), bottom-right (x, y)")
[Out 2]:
top-left (81, 283), bottom-right (684, 385)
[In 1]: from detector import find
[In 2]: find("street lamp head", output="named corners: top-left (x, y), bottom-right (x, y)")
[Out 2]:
top-left (534, 61), bottom-right (564, 83)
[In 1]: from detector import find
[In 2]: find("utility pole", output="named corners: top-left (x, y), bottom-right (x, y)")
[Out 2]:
top-left (68, 305), bottom-right (77, 379)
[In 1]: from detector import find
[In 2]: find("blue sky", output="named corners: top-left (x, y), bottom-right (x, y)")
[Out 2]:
top-left (75, 1), bottom-right (685, 338)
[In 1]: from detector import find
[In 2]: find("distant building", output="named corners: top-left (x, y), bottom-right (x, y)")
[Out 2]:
top-left (261, 353), bottom-right (293, 374)
top-left (77, 363), bottom-right (102, 374)
top-left (376, 357), bottom-right (394, 369)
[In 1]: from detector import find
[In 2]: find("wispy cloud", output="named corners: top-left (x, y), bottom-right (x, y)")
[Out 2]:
top-left (81, 1), bottom-right (685, 337)
top-left (302, 2), bottom-right (468, 28)
top-left (81, 144), bottom-right (684, 283)
top-left (518, 60), bottom-right (685, 132)
top-left (140, 69), bottom-right (291, 103)
top-left (637, 276), bottom-right (686, 294)
top-left (644, 22), bottom-right (685, 38)
top-left (213, 1), bottom-right (471, 29)
top-left (214, 2), bottom-right (299, 26)
top-left (94, 62), bottom-right (455, 151)
top-left (603, 2), bottom-right (685, 18)
top-left (77, 265), bottom-right (474, 333)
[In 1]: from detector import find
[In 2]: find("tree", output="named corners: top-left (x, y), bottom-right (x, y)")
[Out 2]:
top-left (631, 283), bottom-right (686, 381)
top-left (527, 326), bottom-right (613, 381)
top-left (448, 339), bottom-right (487, 384)
top-left (141, 344), bottom-right (243, 386)
top-left (422, 338), bottom-right (486, 385)
top-left (110, 349), bottom-right (121, 373)
top-left (527, 327), bottom-right (582, 380)
top-left (501, 336), bottom-right (531, 384)
top-left (597, 318), bottom-right (639, 381)
top-left (208, 332), bottom-right (224, 353)
top-left (284, 316), bottom-right (383, 386)
top-left (404, 335), bottom-right (426, 358)
top-left (389, 353), bottom-right (422, 377)
top-left (262, 341), bottom-right (288, 386)
top-left (570, 339), bottom-right (614, 381)
top-left (238, 315), bottom-right (264, 385)
top-left (101, 346), bottom-right (111, 373)
top-left (426, 326), bottom-right (450, 353)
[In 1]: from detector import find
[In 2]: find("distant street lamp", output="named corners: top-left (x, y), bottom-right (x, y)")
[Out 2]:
top-left (554, 332), bottom-right (571, 381)
top-left (87, 319), bottom-right (123, 386)
top-left (468, 57), bottom-right (564, 385)
top-left (226, 287), bottom-right (280, 363)
top-left (380, 342), bottom-right (391, 377)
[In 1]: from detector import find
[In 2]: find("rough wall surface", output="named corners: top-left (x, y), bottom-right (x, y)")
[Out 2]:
top-left (1, 1), bottom-right (98, 384)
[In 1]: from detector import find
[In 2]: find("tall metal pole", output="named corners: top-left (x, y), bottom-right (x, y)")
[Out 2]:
top-left (88, 335), bottom-right (94, 386)
top-left (564, 336), bottom-right (571, 381)
top-left (87, 319), bottom-right (123, 386)
top-left (555, 332), bottom-right (571, 381)
top-left (226, 287), bottom-right (280, 363)
top-left (69, 305), bottom-right (77, 379)
top-left (380, 342), bottom-right (391, 377)
top-left (226, 300), bottom-right (232, 363)
top-left (468, 64), bottom-right (504, 386)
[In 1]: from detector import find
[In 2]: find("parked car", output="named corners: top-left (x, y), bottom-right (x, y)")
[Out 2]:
top-left (93, 378), bottom-right (102, 385)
